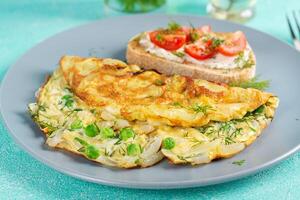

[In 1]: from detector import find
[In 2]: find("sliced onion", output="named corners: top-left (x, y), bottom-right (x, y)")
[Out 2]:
top-left (114, 119), bottom-right (130, 129)
top-left (101, 110), bottom-right (116, 121)
top-left (219, 143), bottom-right (245, 157)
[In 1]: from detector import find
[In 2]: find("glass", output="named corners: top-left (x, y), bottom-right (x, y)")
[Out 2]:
top-left (105, 0), bottom-right (166, 13)
top-left (207, 0), bottom-right (257, 23)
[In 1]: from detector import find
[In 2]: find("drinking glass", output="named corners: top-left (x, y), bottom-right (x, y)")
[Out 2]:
top-left (105, 0), bottom-right (166, 13)
top-left (207, 0), bottom-right (257, 23)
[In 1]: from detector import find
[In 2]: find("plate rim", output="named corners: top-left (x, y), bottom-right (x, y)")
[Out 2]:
top-left (1, 14), bottom-right (299, 189)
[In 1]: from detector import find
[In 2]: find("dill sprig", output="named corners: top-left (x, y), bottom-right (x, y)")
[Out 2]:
top-left (229, 76), bottom-right (270, 91)
top-left (167, 21), bottom-right (181, 31)
top-left (232, 159), bottom-right (245, 166)
top-left (191, 104), bottom-right (212, 114)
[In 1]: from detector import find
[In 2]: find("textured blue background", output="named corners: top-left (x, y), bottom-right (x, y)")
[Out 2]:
top-left (1, 0), bottom-right (300, 199)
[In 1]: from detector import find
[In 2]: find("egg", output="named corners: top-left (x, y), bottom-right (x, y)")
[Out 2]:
top-left (28, 56), bottom-right (279, 168)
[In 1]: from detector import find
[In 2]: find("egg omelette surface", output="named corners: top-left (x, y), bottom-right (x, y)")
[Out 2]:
top-left (28, 56), bottom-right (279, 168)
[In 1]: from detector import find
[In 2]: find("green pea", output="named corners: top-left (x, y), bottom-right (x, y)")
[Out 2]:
top-left (62, 95), bottom-right (72, 100)
top-left (120, 127), bottom-right (135, 141)
top-left (70, 119), bottom-right (83, 130)
top-left (85, 145), bottom-right (100, 159)
top-left (100, 127), bottom-right (115, 138)
top-left (65, 99), bottom-right (74, 108)
top-left (162, 137), bottom-right (175, 150)
top-left (84, 123), bottom-right (99, 137)
top-left (62, 95), bottom-right (74, 108)
top-left (127, 143), bottom-right (141, 156)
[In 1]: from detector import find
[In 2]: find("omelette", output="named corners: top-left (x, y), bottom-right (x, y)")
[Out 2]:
top-left (28, 56), bottom-right (278, 168)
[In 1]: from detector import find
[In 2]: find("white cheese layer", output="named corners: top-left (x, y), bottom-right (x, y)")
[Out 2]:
top-left (139, 32), bottom-right (253, 69)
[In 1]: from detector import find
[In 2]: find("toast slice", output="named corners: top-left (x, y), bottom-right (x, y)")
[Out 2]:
top-left (126, 36), bottom-right (256, 84)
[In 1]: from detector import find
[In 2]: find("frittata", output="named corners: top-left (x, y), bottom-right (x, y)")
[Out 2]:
top-left (28, 56), bottom-right (278, 168)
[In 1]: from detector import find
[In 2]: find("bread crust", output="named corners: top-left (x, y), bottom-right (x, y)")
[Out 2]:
top-left (126, 38), bottom-right (256, 84)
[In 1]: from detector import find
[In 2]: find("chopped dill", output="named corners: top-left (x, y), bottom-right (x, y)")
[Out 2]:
top-left (171, 102), bottom-right (183, 107)
top-left (172, 51), bottom-right (185, 58)
top-left (225, 136), bottom-right (235, 145)
top-left (156, 33), bottom-right (163, 41)
top-left (229, 76), bottom-right (270, 91)
top-left (190, 31), bottom-right (200, 42)
top-left (154, 79), bottom-right (164, 86)
top-left (191, 104), bottom-right (211, 114)
top-left (232, 159), bottom-right (245, 166)
top-left (168, 21), bottom-right (181, 31)
top-left (211, 38), bottom-right (224, 48)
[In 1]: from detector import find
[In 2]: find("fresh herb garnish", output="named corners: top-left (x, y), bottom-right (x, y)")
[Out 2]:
top-left (225, 136), bottom-right (235, 145)
top-left (229, 76), bottom-right (270, 91)
top-left (232, 159), bottom-right (245, 166)
top-left (172, 102), bottom-right (183, 107)
top-left (154, 79), bottom-right (164, 86)
top-left (243, 58), bottom-right (255, 68)
top-left (168, 21), bottom-right (181, 31)
top-left (156, 33), bottom-right (163, 41)
top-left (74, 137), bottom-right (88, 146)
top-left (234, 52), bottom-right (255, 68)
top-left (74, 137), bottom-right (100, 159)
top-left (211, 38), bottom-right (224, 48)
top-left (38, 105), bottom-right (46, 112)
top-left (172, 51), bottom-right (185, 58)
top-left (230, 127), bottom-right (243, 138)
top-left (219, 122), bottom-right (234, 134)
top-left (38, 121), bottom-right (57, 134)
top-left (191, 104), bottom-right (211, 114)
top-left (234, 52), bottom-right (244, 63)
top-left (190, 31), bottom-right (200, 42)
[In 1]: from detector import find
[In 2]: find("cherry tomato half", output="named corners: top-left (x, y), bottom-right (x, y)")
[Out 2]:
top-left (218, 31), bottom-right (247, 56)
top-left (185, 40), bottom-right (216, 60)
top-left (149, 30), bottom-right (186, 51)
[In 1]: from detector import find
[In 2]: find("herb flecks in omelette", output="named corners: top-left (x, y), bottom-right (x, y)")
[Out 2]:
top-left (191, 104), bottom-right (212, 114)
top-left (28, 56), bottom-right (279, 168)
top-left (74, 137), bottom-right (100, 159)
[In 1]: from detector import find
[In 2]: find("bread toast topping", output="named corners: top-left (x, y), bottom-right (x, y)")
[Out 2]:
top-left (139, 32), bottom-right (253, 69)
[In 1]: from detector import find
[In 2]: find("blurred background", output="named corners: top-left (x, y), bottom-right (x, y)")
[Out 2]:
top-left (1, 0), bottom-right (300, 80)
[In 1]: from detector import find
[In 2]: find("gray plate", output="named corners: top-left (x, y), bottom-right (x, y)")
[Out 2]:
top-left (1, 14), bottom-right (300, 189)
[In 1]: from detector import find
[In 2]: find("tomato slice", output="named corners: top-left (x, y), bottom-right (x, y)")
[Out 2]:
top-left (185, 40), bottom-right (216, 60)
top-left (149, 31), bottom-right (186, 51)
top-left (181, 25), bottom-right (212, 43)
top-left (199, 25), bottom-right (211, 33)
top-left (218, 31), bottom-right (247, 56)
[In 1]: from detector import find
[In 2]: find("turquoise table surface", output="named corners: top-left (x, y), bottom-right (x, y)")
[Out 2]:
top-left (1, 0), bottom-right (300, 199)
